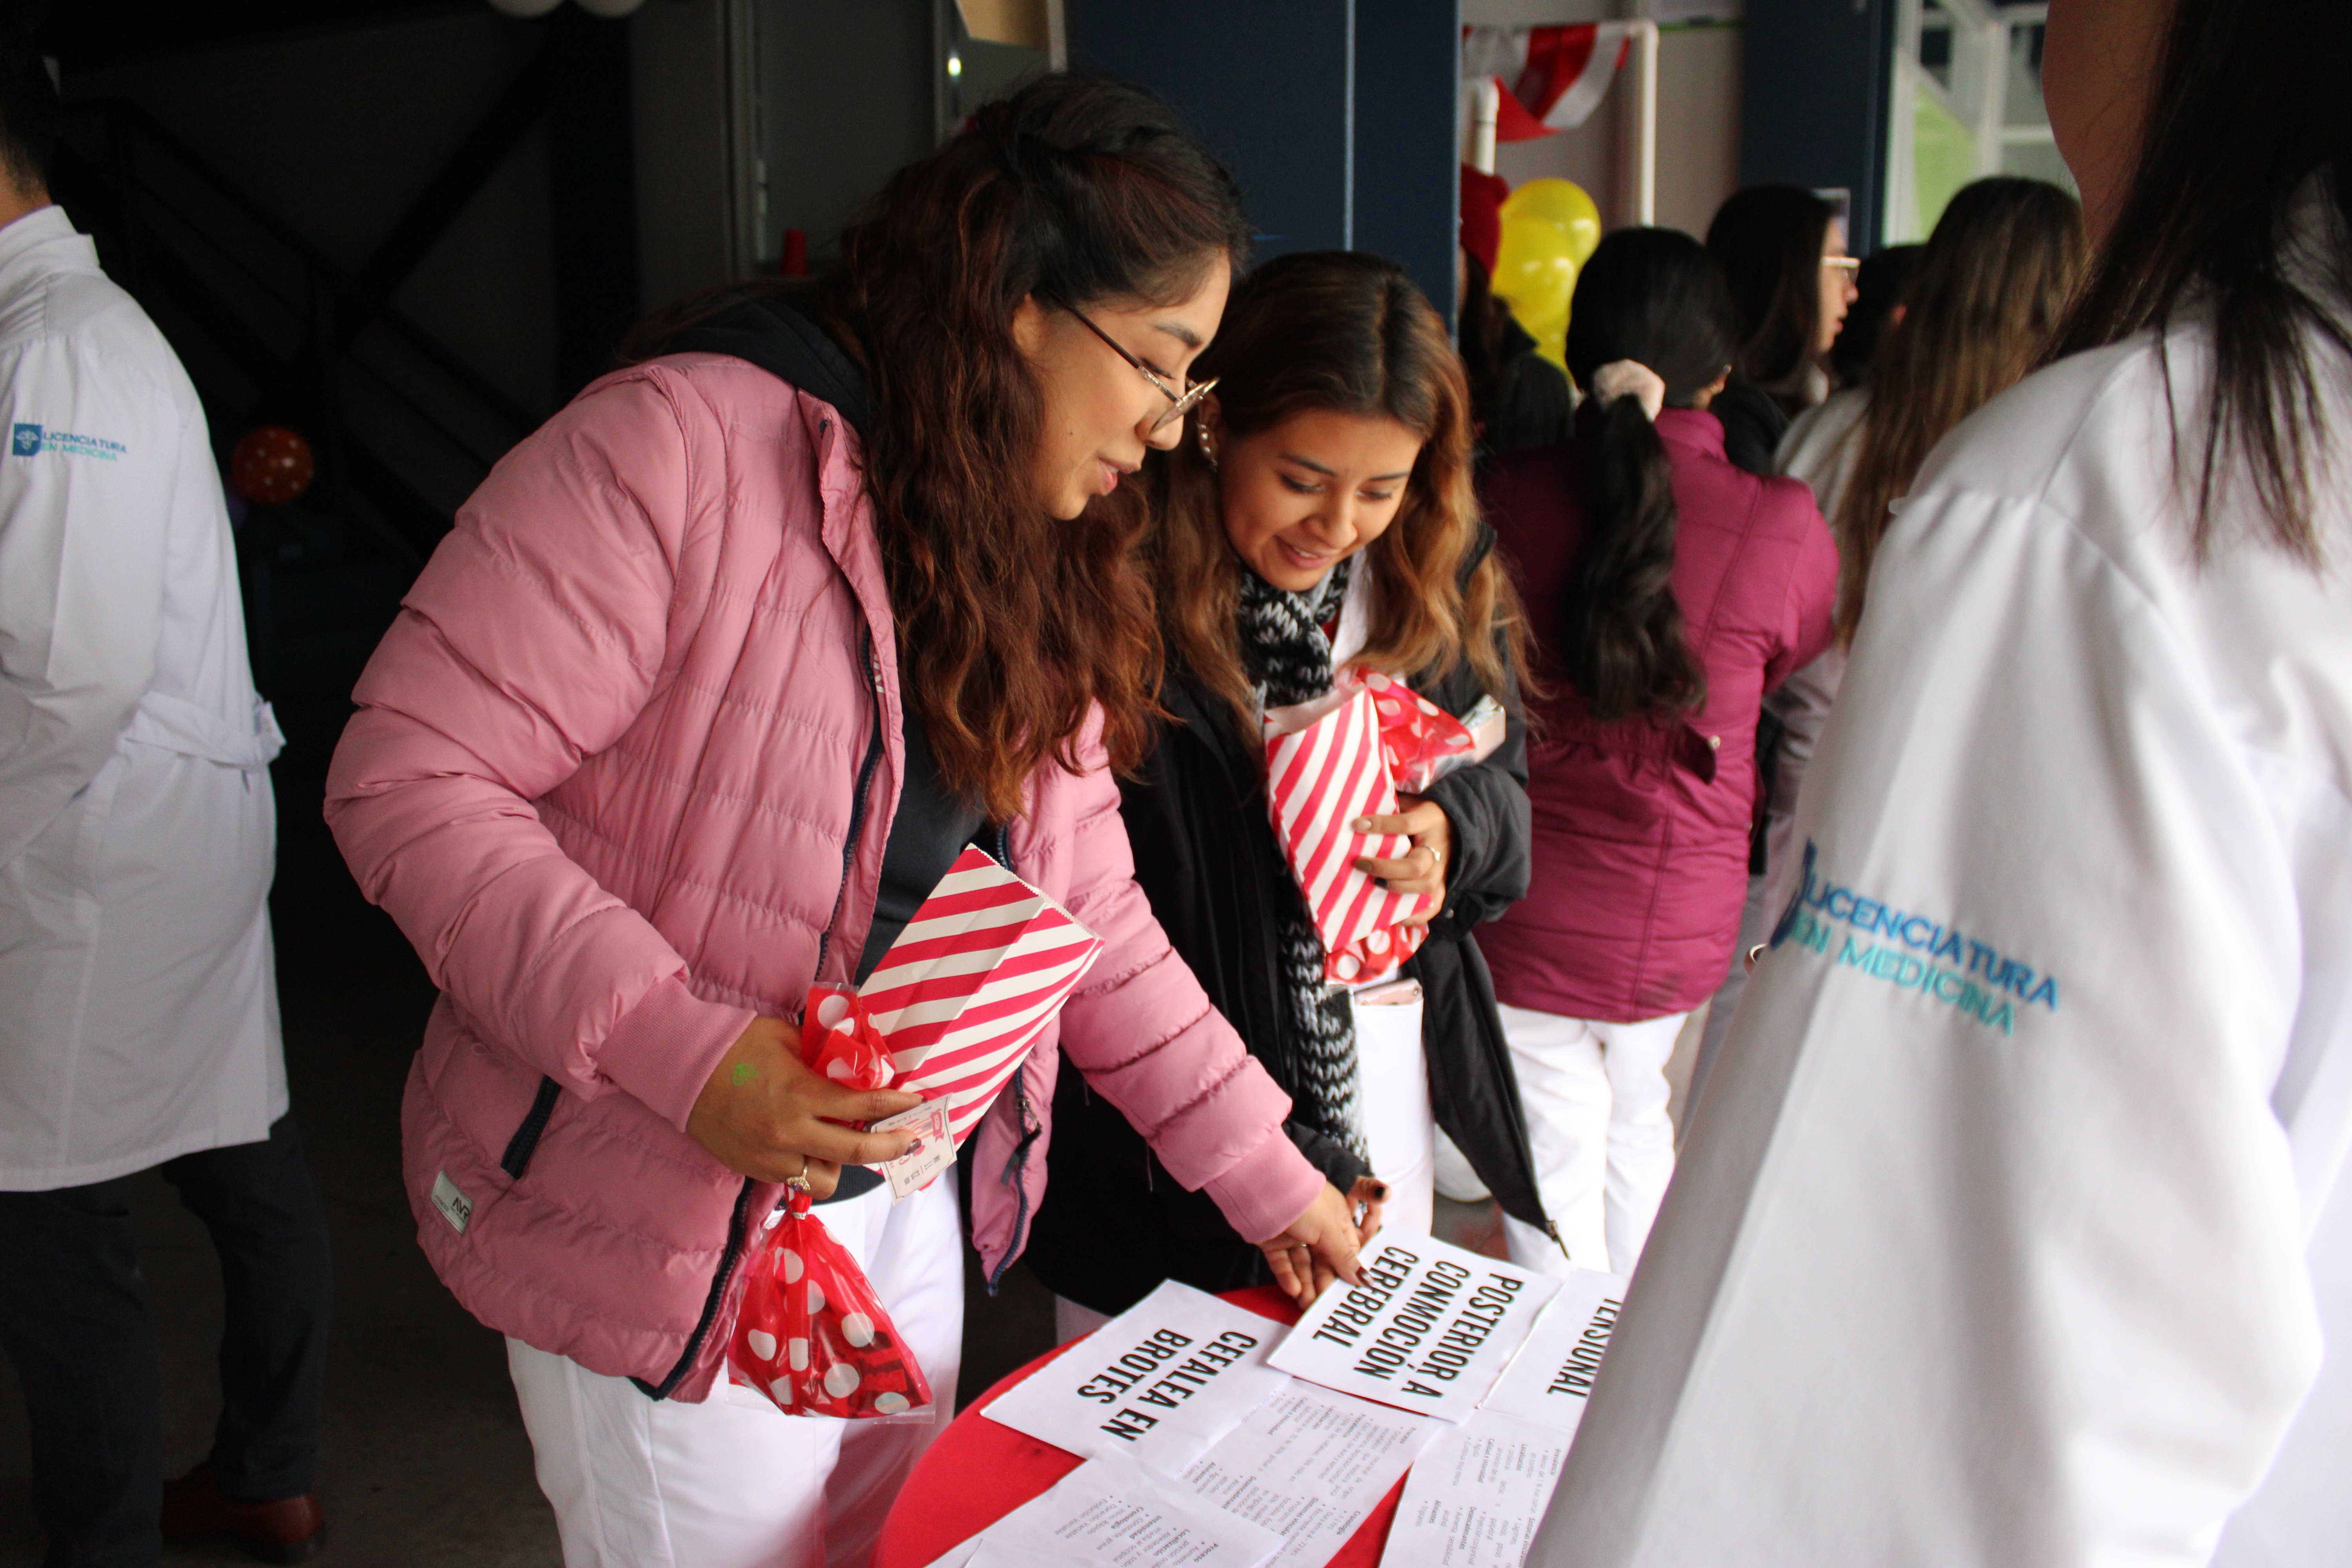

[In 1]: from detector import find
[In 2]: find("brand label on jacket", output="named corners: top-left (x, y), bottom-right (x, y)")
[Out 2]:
top-left (1770, 841), bottom-right (2062, 1035)
top-left (11, 423), bottom-right (124, 461)
top-left (431, 1170), bottom-right (473, 1234)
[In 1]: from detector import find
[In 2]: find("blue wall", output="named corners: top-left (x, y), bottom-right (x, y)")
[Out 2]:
top-left (1065, 0), bottom-right (1461, 314)
top-left (1353, 0), bottom-right (1461, 309)
top-left (1739, 0), bottom-right (1896, 252)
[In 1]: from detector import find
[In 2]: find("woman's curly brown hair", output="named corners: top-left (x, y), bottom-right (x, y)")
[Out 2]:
top-left (632, 74), bottom-right (1250, 820)
top-left (1148, 252), bottom-right (1526, 743)
top-left (818, 75), bottom-right (1250, 818)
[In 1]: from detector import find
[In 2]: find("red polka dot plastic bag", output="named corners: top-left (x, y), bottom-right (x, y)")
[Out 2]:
top-left (726, 1185), bottom-right (937, 1421)
top-left (802, 985), bottom-right (896, 1091)
top-left (1354, 669), bottom-right (1481, 793)
top-left (1258, 670), bottom-right (1482, 986)
top-left (722, 986), bottom-right (938, 1422)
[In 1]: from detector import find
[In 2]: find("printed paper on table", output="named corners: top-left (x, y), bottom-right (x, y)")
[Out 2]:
top-left (982, 1281), bottom-right (1294, 1475)
top-left (1374, 1408), bottom-right (1571, 1568)
top-left (1178, 1381), bottom-right (1440, 1566)
top-left (1475, 1268), bottom-right (1628, 1438)
top-left (1268, 1235), bottom-right (1561, 1422)
top-left (956, 1450), bottom-right (1283, 1568)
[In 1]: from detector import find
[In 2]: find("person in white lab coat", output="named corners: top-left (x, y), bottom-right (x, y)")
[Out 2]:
top-left (1686, 178), bottom-right (2087, 1119)
top-left (0, 41), bottom-right (331, 1568)
top-left (1531, 0), bottom-right (2352, 1563)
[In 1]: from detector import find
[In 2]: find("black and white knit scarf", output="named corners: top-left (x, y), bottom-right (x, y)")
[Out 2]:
top-left (1236, 559), bottom-right (1364, 1159)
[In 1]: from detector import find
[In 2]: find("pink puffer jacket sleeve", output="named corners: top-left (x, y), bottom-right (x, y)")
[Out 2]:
top-left (325, 371), bottom-right (755, 1131)
top-left (1049, 728), bottom-right (1324, 1245)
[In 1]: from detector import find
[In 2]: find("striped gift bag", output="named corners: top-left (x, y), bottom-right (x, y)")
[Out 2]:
top-left (1264, 684), bottom-right (1442, 984)
top-left (858, 846), bottom-right (1105, 1144)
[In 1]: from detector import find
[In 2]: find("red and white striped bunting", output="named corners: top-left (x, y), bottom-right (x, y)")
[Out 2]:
top-left (859, 846), bottom-right (1104, 1145)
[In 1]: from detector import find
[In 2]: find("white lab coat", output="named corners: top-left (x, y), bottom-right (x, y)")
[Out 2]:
top-left (0, 206), bottom-right (284, 1191)
top-left (1531, 302), bottom-right (2352, 1564)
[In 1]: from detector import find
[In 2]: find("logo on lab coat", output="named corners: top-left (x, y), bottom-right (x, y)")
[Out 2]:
top-left (1769, 839), bottom-right (2060, 1036)
top-left (9, 422), bottom-right (123, 461)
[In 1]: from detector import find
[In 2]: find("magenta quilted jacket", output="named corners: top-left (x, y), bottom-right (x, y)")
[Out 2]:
top-left (324, 354), bottom-right (1317, 1401)
top-left (1477, 409), bottom-right (1839, 1023)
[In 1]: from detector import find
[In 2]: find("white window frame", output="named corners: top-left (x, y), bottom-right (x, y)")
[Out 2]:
top-left (1882, 0), bottom-right (2056, 246)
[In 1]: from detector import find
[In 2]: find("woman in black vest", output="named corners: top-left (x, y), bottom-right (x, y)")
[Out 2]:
top-left (1027, 253), bottom-right (1556, 1327)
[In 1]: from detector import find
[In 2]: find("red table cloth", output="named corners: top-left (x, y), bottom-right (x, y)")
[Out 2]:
top-left (871, 1286), bottom-right (1406, 1568)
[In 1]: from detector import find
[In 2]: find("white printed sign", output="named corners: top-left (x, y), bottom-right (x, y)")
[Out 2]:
top-left (1375, 1408), bottom-right (1570, 1568)
top-left (1179, 1382), bottom-right (1439, 1565)
top-left (1269, 1235), bottom-right (1561, 1422)
top-left (983, 1281), bottom-right (1293, 1474)
top-left (957, 1450), bottom-right (1283, 1567)
top-left (1475, 1269), bottom-right (1628, 1437)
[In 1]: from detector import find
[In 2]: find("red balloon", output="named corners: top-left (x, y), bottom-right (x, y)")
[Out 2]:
top-left (229, 426), bottom-right (315, 506)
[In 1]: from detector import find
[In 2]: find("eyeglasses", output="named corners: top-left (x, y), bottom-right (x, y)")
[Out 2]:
top-left (1822, 255), bottom-right (1861, 275)
top-left (1062, 306), bottom-right (1217, 435)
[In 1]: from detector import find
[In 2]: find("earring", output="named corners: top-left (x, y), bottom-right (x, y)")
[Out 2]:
top-left (1196, 420), bottom-right (1218, 470)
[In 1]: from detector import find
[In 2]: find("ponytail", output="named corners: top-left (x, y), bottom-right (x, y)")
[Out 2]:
top-left (1558, 229), bottom-right (1738, 724)
top-left (1563, 390), bottom-right (1705, 720)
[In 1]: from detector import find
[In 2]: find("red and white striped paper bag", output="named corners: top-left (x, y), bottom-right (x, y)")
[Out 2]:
top-left (1264, 684), bottom-right (1441, 985)
top-left (858, 846), bottom-right (1105, 1145)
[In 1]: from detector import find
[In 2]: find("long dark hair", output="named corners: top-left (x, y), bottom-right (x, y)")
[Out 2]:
top-left (1456, 254), bottom-right (1515, 438)
top-left (1559, 229), bottom-right (1734, 723)
top-left (1838, 179), bottom-right (2086, 641)
top-left (1151, 252), bottom-right (1523, 739)
top-left (2053, 0), bottom-right (2352, 563)
top-left (0, 23), bottom-right (58, 193)
top-left (1707, 184), bottom-right (1835, 410)
top-left (630, 75), bottom-right (1250, 820)
top-left (1830, 242), bottom-right (1921, 390)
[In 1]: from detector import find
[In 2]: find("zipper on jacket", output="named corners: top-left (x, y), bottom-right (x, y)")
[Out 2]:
top-left (499, 1076), bottom-right (564, 1180)
top-left (633, 1177), bottom-right (753, 1401)
top-left (808, 629), bottom-right (886, 994)
top-left (645, 628), bottom-right (886, 1398)
top-left (985, 1089), bottom-right (1042, 1295)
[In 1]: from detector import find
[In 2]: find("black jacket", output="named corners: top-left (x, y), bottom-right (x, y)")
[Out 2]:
top-left (1024, 538), bottom-right (1557, 1315)
top-left (1709, 376), bottom-right (1791, 477)
top-left (1479, 316), bottom-right (1575, 458)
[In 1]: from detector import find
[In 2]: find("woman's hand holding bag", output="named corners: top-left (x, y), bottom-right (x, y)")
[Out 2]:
top-left (685, 1016), bottom-right (924, 1195)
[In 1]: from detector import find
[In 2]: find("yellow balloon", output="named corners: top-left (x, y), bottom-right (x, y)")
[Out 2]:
top-left (1491, 211), bottom-right (1577, 344)
top-left (1502, 178), bottom-right (1603, 265)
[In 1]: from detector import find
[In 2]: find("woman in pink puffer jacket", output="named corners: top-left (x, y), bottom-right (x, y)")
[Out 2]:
top-left (325, 77), bottom-right (1361, 1568)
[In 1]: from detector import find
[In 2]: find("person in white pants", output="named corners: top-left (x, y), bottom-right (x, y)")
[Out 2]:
top-left (508, 1175), bottom-right (962, 1568)
top-left (1494, 1007), bottom-right (1686, 1276)
top-left (1473, 229), bottom-right (1839, 1282)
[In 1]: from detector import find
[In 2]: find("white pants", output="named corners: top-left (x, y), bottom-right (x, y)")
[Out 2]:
top-left (507, 1173), bottom-right (964, 1568)
top-left (1496, 1004), bottom-right (1688, 1279)
top-left (1352, 987), bottom-right (1434, 1241)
